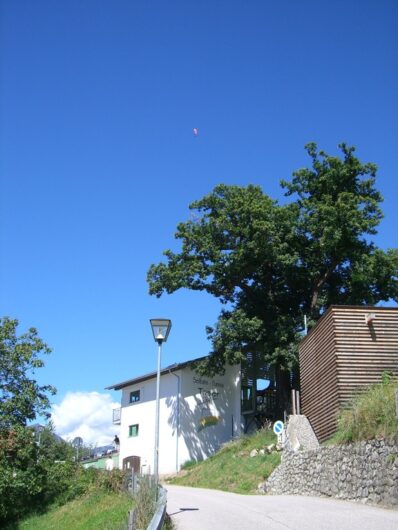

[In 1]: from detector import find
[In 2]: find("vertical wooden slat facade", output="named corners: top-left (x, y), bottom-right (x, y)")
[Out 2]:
top-left (299, 306), bottom-right (398, 442)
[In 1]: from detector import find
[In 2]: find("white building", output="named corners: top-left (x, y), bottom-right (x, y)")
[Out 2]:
top-left (107, 358), bottom-right (242, 475)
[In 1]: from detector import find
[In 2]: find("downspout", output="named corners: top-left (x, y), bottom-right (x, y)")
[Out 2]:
top-left (170, 370), bottom-right (180, 473)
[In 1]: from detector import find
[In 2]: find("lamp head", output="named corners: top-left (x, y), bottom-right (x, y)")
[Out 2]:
top-left (150, 318), bottom-right (172, 344)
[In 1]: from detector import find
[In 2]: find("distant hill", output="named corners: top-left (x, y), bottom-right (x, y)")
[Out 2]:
top-left (30, 423), bottom-right (65, 443)
top-left (88, 444), bottom-right (115, 458)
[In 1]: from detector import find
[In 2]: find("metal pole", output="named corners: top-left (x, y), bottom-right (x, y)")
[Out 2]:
top-left (296, 390), bottom-right (301, 415)
top-left (154, 341), bottom-right (162, 486)
top-left (291, 389), bottom-right (296, 415)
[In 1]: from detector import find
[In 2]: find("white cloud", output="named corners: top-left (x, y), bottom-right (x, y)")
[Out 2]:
top-left (51, 391), bottom-right (120, 447)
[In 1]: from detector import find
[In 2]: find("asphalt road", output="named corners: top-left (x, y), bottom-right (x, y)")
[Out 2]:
top-left (165, 484), bottom-right (398, 530)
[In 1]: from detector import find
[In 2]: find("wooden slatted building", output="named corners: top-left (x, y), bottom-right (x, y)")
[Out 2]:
top-left (299, 305), bottom-right (398, 442)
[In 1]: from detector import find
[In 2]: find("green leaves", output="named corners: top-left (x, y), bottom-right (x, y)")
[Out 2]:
top-left (280, 143), bottom-right (392, 316)
top-left (0, 425), bottom-right (44, 522)
top-left (147, 143), bottom-right (397, 374)
top-left (0, 317), bottom-right (56, 428)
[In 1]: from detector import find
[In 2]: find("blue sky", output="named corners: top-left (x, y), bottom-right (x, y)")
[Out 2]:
top-left (1, 1), bottom-right (397, 442)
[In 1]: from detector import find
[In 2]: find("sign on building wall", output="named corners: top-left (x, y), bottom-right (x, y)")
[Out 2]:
top-left (193, 375), bottom-right (225, 432)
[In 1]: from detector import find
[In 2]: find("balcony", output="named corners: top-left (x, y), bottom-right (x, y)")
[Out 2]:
top-left (112, 408), bottom-right (121, 424)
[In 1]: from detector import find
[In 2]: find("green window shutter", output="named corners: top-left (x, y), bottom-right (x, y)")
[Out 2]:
top-left (129, 424), bottom-right (139, 437)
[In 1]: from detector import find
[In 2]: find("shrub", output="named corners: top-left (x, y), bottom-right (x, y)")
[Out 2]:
top-left (42, 461), bottom-right (83, 506)
top-left (94, 468), bottom-right (127, 493)
top-left (0, 426), bottom-right (45, 523)
top-left (0, 426), bottom-right (128, 527)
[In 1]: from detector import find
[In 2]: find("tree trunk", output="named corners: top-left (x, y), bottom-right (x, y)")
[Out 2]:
top-left (310, 264), bottom-right (336, 314)
top-left (275, 366), bottom-right (291, 420)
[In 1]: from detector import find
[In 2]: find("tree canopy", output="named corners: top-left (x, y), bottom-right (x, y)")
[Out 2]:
top-left (147, 143), bottom-right (398, 375)
top-left (0, 318), bottom-right (66, 524)
top-left (0, 317), bottom-right (56, 428)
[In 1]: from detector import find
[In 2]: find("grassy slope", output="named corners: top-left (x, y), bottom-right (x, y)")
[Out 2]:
top-left (327, 376), bottom-right (398, 444)
top-left (166, 428), bottom-right (281, 494)
top-left (17, 491), bottom-right (132, 530)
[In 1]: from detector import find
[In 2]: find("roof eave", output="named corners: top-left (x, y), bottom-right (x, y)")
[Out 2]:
top-left (105, 355), bottom-right (208, 391)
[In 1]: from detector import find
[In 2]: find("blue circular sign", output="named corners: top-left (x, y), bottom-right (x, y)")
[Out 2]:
top-left (273, 420), bottom-right (284, 435)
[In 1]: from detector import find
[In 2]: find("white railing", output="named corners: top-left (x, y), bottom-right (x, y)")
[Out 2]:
top-left (112, 408), bottom-right (121, 424)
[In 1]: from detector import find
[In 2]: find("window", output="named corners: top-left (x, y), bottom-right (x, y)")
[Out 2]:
top-left (129, 424), bottom-right (139, 437)
top-left (241, 385), bottom-right (254, 413)
top-left (129, 390), bottom-right (140, 404)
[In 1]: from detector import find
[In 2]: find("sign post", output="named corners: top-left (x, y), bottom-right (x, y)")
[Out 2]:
top-left (273, 420), bottom-right (285, 448)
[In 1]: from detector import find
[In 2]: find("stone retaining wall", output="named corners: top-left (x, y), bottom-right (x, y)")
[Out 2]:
top-left (260, 439), bottom-right (398, 507)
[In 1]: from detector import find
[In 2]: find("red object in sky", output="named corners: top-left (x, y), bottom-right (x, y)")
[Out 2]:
top-left (193, 127), bottom-right (199, 136)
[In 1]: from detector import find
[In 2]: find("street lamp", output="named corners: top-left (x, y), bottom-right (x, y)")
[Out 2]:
top-left (150, 318), bottom-right (172, 486)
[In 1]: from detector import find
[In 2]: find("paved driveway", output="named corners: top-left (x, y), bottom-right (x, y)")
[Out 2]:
top-left (165, 484), bottom-right (398, 530)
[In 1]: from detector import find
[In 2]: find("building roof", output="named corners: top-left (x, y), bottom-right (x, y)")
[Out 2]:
top-left (105, 355), bottom-right (207, 391)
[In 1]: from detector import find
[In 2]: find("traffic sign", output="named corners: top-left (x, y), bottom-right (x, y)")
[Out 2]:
top-left (273, 420), bottom-right (284, 435)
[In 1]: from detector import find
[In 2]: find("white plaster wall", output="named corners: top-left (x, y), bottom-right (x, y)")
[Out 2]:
top-left (177, 363), bottom-right (241, 468)
top-left (119, 372), bottom-right (180, 475)
top-left (118, 363), bottom-right (241, 475)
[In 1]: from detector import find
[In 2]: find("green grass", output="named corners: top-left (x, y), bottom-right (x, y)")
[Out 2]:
top-left (327, 374), bottom-right (398, 444)
top-left (16, 490), bottom-right (133, 530)
top-left (167, 428), bottom-right (281, 494)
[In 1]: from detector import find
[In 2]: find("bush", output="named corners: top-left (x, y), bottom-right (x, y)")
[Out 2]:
top-left (93, 468), bottom-right (127, 494)
top-left (331, 373), bottom-right (398, 444)
top-left (46, 467), bottom-right (128, 506)
top-left (0, 426), bottom-right (128, 527)
top-left (0, 426), bottom-right (45, 523)
top-left (42, 461), bottom-right (82, 506)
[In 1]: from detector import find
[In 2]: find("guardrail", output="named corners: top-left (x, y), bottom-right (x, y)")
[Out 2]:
top-left (147, 486), bottom-right (167, 530)
top-left (126, 475), bottom-right (167, 530)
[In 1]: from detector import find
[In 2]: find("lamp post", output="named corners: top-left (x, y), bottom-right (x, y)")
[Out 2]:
top-left (150, 318), bottom-right (172, 486)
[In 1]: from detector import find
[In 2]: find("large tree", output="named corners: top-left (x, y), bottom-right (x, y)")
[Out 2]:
top-left (0, 317), bottom-right (56, 428)
top-left (0, 317), bottom-right (60, 524)
top-left (147, 143), bottom-right (398, 375)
